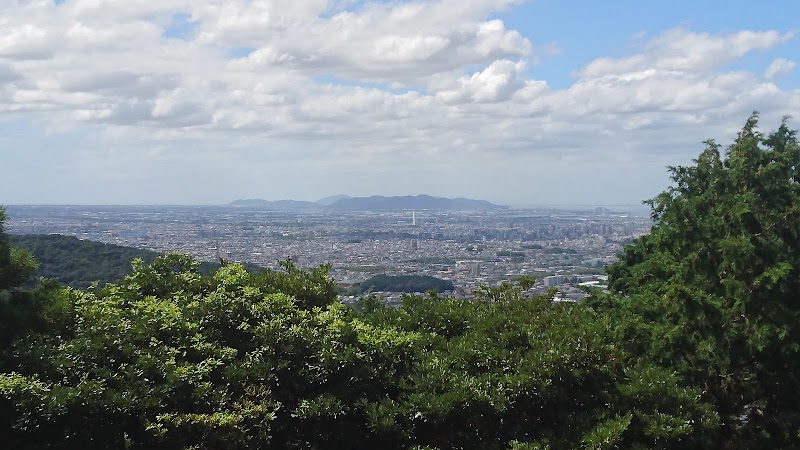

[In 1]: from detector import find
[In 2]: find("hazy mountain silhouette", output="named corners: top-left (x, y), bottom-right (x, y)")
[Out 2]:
top-left (330, 195), bottom-right (504, 211)
top-left (229, 195), bottom-right (503, 211)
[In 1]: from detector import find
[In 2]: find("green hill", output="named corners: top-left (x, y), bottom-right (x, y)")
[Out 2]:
top-left (355, 273), bottom-right (454, 294)
top-left (9, 234), bottom-right (256, 288)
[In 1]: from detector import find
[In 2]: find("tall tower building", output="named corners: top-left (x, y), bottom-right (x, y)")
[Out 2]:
top-left (412, 211), bottom-right (416, 227)
top-left (471, 262), bottom-right (480, 277)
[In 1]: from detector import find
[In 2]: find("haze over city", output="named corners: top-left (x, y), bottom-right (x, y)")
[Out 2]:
top-left (2, 0), bottom-right (799, 205)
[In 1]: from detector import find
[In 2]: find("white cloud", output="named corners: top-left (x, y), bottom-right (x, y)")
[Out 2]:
top-left (578, 28), bottom-right (794, 78)
top-left (764, 58), bottom-right (796, 79)
top-left (0, 2), bottom-right (798, 204)
top-left (436, 59), bottom-right (527, 103)
top-left (0, 23), bottom-right (53, 59)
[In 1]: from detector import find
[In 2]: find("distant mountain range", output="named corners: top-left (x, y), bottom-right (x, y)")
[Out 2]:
top-left (228, 195), bottom-right (504, 211)
top-left (330, 195), bottom-right (503, 211)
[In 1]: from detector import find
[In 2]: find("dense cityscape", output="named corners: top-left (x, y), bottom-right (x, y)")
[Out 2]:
top-left (6, 202), bottom-right (652, 301)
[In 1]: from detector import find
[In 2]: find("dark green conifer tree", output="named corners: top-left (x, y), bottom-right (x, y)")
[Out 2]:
top-left (591, 113), bottom-right (800, 447)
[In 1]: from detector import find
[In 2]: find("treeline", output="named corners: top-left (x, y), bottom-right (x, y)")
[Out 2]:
top-left (349, 273), bottom-right (454, 294)
top-left (0, 253), bottom-right (712, 449)
top-left (1, 114), bottom-right (799, 448)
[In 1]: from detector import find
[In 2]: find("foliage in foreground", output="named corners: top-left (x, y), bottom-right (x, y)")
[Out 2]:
top-left (0, 251), bottom-right (715, 449)
top-left (0, 208), bottom-right (45, 348)
top-left (589, 113), bottom-right (800, 447)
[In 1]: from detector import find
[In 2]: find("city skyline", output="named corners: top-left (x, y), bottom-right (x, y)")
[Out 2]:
top-left (6, 203), bottom-right (649, 299)
top-left (2, 1), bottom-right (799, 205)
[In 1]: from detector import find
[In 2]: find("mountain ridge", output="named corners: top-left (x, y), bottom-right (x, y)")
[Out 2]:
top-left (330, 194), bottom-right (504, 210)
top-left (228, 195), bottom-right (504, 211)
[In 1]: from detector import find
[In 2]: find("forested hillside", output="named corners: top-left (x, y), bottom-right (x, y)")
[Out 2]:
top-left (352, 274), bottom-right (455, 294)
top-left (9, 234), bottom-right (258, 289)
top-left (1, 114), bottom-right (799, 448)
top-left (9, 234), bottom-right (160, 288)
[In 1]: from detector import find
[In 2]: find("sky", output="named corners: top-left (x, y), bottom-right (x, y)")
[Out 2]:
top-left (1, 0), bottom-right (799, 206)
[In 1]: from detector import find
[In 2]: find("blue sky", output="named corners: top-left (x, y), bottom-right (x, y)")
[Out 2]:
top-left (1, 0), bottom-right (799, 205)
top-left (497, 0), bottom-right (800, 89)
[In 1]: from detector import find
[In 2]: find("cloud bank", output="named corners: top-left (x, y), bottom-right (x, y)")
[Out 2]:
top-left (0, 0), bottom-right (798, 205)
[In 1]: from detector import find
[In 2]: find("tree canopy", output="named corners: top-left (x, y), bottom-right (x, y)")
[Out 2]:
top-left (0, 208), bottom-right (46, 348)
top-left (590, 113), bottom-right (800, 447)
top-left (0, 255), bottom-right (715, 449)
top-left (0, 208), bottom-right (38, 291)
